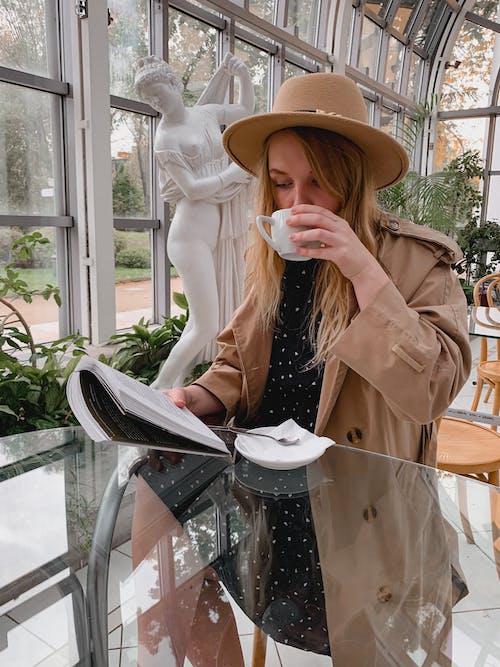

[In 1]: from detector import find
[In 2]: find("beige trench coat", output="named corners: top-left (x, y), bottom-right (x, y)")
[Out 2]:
top-left (196, 215), bottom-right (471, 466)
top-left (195, 216), bottom-right (472, 665)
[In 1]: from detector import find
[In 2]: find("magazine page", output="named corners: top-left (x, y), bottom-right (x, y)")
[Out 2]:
top-left (68, 358), bottom-right (228, 453)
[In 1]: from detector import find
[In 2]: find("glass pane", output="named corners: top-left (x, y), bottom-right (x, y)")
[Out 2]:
top-left (406, 51), bottom-right (424, 102)
top-left (440, 20), bottom-right (497, 112)
top-left (108, 0), bottom-right (150, 100)
top-left (414, 0), bottom-right (445, 49)
top-left (384, 36), bottom-right (405, 91)
top-left (358, 18), bottom-right (381, 78)
top-left (115, 229), bottom-right (153, 329)
top-left (284, 50), bottom-right (317, 79)
top-left (471, 0), bottom-right (500, 19)
top-left (347, 4), bottom-right (356, 64)
top-left (380, 106), bottom-right (396, 136)
top-left (0, 83), bottom-right (57, 216)
top-left (434, 118), bottom-right (488, 171)
top-left (365, 0), bottom-right (391, 16)
top-left (286, 0), bottom-right (319, 44)
top-left (285, 61), bottom-right (308, 79)
top-left (492, 117), bottom-right (500, 170)
top-left (249, 0), bottom-right (275, 22)
top-left (363, 96), bottom-right (375, 125)
top-left (168, 9), bottom-right (218, 106)
top-left (486, 174), bottom-right (500, 221)
top-left (0, 0), bottom-right (55, 77)
top-left (234, 39), bottom-right (270, 114)
top-left (111, 111), bottom-right (151, 218)
top-left (0, 226), bottom-right (60, 343)
top-left (393, 0), bottom-right (419, 34)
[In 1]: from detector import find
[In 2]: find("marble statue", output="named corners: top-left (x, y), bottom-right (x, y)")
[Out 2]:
top-left (134, 53), bottom-right (254, 389)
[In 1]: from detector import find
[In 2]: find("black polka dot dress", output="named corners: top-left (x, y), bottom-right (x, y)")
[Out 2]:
top-left (241, 259), bottom-right (330, 655)
top-left (252, 258), bottom-right (324, 432)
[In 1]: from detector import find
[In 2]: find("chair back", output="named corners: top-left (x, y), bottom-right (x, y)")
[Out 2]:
top-left (473, 273), bottom-right (500, 306)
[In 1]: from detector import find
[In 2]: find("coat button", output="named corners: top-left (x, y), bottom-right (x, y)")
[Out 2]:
top-left (363, 505), bottom-right (377, 522)
top-left (388, 219), bottom-right (399, 230)
top-left (346, 427), bottom-right (362, 444)
top-left (376, 586), bottom-right (392, 603)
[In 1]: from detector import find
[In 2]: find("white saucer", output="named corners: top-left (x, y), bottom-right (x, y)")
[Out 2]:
top-left (234, 422), bottom-right (333, 470)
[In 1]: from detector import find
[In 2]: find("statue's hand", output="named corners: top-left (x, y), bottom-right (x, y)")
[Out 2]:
top-left (221, 162), bottom-right (251, 188)
top-left (223, 53), bottom-right (248, 77)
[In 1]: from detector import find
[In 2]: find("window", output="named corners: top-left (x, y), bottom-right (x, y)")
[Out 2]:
top-left (358, 18), bottom-right (381, 78)
top-left (0, 0), bottom-right (69, 343)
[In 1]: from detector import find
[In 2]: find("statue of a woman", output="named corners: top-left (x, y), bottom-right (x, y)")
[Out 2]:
top-left (134, 53), bottom-right (254, 389)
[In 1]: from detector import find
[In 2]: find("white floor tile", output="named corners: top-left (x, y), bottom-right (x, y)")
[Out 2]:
top-left (119, 646), bottom-right (139, 666)
top-left (453, 533), bottom-right (500, 613)
top-left (108, 648), bottom-right (121, 667)
top-left (116, 540), bottom-right (132, 558)
top-left (238, 633), bottom-right (282, 667)
top-left (108, 625), bottom-right (122, 650)
top-left (452, 608), bottom-right (500, 667)
top-left (276, 642), bottom-right (332, 666)
top-left (34, 649), bottom-right (70, 666)
top-left (0, 620), bottom-right (54, 667)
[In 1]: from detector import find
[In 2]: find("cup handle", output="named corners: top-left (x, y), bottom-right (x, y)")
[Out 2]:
top-left (256, 215), bottom-right (279, 252)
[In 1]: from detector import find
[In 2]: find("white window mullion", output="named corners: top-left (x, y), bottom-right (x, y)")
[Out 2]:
top-left (69, 0), bottom-right (116, 344)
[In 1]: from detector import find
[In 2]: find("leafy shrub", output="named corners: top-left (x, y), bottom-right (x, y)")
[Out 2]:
top-left (0, 232), bottom-right (88, 435)
top-left (116, 247), bottom-right (151, 269)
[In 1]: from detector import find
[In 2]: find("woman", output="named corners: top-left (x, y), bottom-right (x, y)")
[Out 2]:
top-left (134, 54), bottom-right (254, 389)
top-left (143, 72), bottom-right (470, 665)
top-left (168, 72), bottom-right (471, 464)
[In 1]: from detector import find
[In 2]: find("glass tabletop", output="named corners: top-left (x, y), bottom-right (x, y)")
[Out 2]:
top-left (1, 427), bottom-right (499, 666)
top-left (469, 306), bottom-right (500, 339)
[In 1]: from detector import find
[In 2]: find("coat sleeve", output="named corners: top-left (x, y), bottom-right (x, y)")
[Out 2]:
top-left (332, 261), bottom-right (471, 424)
top-left (193, 321), bottom-right (244, 420)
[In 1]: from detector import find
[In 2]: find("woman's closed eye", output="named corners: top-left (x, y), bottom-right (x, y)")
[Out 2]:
top-left (272, 181), bottom-right (292, 189)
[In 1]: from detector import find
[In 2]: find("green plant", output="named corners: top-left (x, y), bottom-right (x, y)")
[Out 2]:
top-left (116, 247), bottom-right (151, 269)
top-left (456, 219), bottom-right (500, 286)
top-left (99, 292), bottom-right (212, 385)
top-left (0, 232), bottom-right (87, 435)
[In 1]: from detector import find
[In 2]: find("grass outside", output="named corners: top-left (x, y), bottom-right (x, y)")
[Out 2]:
top-left (10, 265), bottom-right (181, 292)
top-left (10, 267), bottom-right (151, 291)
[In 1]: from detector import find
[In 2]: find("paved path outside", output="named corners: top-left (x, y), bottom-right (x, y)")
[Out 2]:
top-left (0, 278), bottom-right (182, 344)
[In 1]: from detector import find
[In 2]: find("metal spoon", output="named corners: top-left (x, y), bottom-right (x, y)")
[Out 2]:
top-left (217, 426), bottom-right (300, 446)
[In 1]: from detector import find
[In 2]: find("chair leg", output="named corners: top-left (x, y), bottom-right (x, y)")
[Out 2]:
top-left (252, 625), bottom-right (268, 667)
top-left (471, 377), bottom-right (484, 411)
top-left (457, 477), bottom-right (475, 545)
top-left (492, 383), bottom-right (500, 432)
top-left (488, 472), bottom-right (500, 579)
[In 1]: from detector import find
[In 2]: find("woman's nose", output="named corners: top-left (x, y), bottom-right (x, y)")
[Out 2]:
top-left (292, 185), bottom-right (314, 206)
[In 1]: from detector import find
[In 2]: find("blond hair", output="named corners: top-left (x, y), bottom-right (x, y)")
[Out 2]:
top-left (245, 127), bottom-right (382, 364)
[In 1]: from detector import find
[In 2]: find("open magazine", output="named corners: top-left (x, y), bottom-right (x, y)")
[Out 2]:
top-left (66, 357), bottom-right (230, 456)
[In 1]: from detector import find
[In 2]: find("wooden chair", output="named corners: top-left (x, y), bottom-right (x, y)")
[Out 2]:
top-left (471, 274), bottom-right (500, 429)
top-left (437, 416), bottom-right (500, 577)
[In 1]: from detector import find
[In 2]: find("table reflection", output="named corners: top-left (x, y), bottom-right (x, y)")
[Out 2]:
top-left (128, 444), bottom-right (483, 667)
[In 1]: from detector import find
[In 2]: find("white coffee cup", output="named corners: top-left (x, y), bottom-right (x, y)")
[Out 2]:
top-left (256, 208), bottom-right (312, 261)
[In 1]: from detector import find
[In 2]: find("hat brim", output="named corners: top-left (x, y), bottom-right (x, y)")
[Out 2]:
top-left (223, 112), bottom-right (409, 190)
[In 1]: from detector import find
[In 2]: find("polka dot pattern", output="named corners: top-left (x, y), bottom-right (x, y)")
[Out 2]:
top-left (255, 259), bottom-right (324, 431)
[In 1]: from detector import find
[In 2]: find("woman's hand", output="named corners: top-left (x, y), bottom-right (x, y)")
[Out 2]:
top-left (164, 384), bottom-right (224, 417)
top-left (287, 204), bottom-right (390, 309)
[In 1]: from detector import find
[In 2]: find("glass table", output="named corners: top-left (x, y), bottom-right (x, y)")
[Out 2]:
top-left (1, 427), bottom-right (500, 666)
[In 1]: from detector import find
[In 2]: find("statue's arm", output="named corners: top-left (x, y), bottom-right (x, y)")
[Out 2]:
top-left (215, 54), bottom-right (255, 125)
top-left (163, 159), bottom-right (247, 201)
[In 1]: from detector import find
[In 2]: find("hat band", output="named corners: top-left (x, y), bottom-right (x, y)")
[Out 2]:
top-left (293, 109), bottom-right (339, 115)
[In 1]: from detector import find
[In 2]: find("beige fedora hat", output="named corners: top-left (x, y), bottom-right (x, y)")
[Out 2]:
top-left (222, 72), bottom-right (409, 190)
